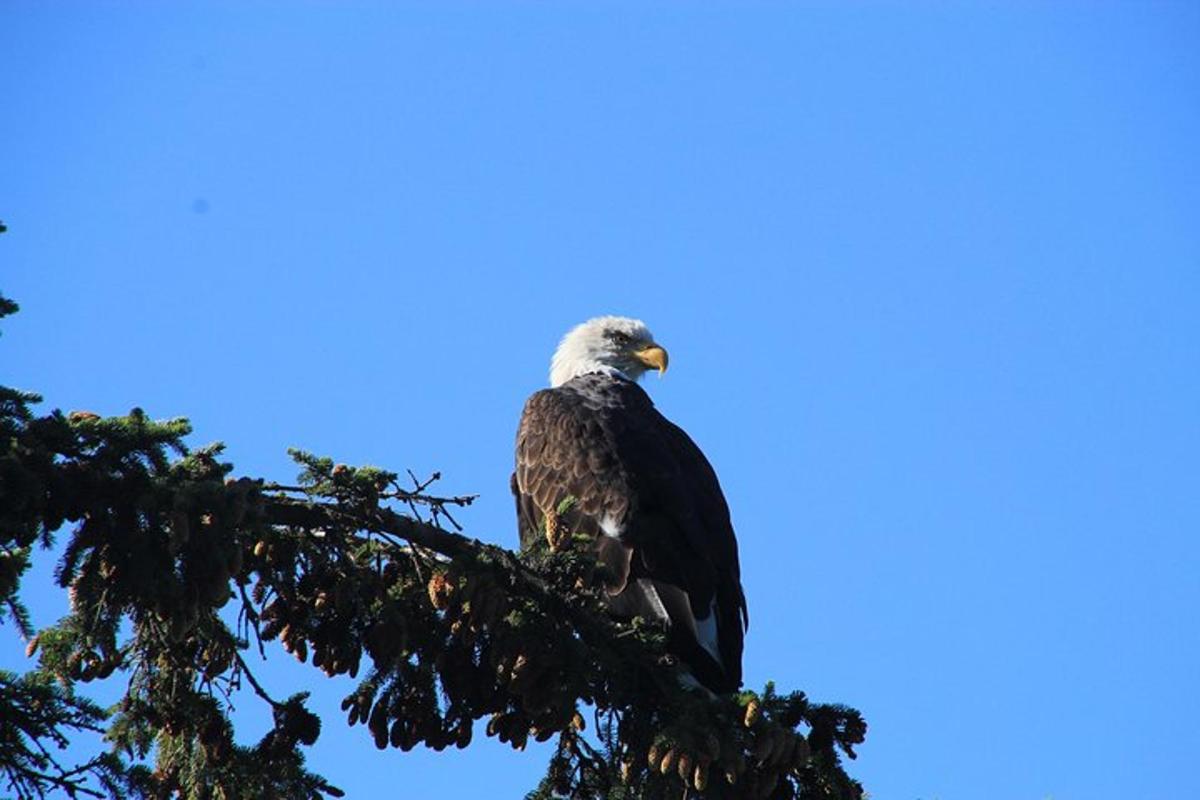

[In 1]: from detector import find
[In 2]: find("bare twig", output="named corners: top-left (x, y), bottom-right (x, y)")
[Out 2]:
top-left (233, 651), bottom-right (283, 709)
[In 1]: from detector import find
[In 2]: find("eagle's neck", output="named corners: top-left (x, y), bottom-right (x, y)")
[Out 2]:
top-left (550, 361), bottom-right (627, 388)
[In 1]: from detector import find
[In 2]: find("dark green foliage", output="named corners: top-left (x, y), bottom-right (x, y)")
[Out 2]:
top-left (0, 296), bottom-right (865, 799)
top-left (0, 669), bottom-right (134, 799)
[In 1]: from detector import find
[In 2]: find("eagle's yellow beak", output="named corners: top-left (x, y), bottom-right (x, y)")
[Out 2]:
top-left (633, 344), bottom-right (669, 375)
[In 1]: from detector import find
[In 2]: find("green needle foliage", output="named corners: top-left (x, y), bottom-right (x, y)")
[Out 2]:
top-left (0, 293), bottom-right (865, 799)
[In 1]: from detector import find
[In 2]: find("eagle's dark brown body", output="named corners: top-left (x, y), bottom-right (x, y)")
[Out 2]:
top-left (513, 372), bottom-right (747, 692)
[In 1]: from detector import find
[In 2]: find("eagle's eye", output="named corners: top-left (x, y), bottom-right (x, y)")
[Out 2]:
top-left (610, 331), bottom-right (633, 346)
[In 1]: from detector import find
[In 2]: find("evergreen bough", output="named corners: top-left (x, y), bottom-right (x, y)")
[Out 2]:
top-left (0, 292), bottom-right (865, 799)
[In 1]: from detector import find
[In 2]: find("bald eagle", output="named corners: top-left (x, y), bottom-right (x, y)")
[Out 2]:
top-left (513, 316), bottom-right (747, 693)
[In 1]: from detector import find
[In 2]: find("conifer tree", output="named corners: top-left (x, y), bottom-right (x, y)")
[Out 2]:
top-left (0, 285), bottom-right (865, 799)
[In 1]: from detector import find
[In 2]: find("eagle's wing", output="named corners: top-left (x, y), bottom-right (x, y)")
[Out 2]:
top-left (514, 383), bottom-right (637, 591)
top-left (640, 410), bottom-right (748, 688)
top-left (513, 374), bottom-right (746, 691)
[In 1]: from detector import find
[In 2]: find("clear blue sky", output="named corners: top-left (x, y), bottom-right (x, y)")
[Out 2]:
top-left (3, 3), bottom-right (1198, 799)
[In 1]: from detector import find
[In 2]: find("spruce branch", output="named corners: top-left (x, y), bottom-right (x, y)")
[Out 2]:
top-left (0, 671), bottom-right (129, 800)
top-left (0, 359), bottom-right (865, 798)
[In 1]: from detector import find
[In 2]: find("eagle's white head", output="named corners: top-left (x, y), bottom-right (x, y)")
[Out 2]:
top-left (549, 316), bottom-right (669, 388)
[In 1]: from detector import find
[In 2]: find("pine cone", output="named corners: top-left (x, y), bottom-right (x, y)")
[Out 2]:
top-left (694, 762), bottom-right (709, 792)
top-left (744, 698), bottom-right (761, 727)
top-left (647, 743), bottom-right (663, 771)
top-left (427, 572), bottom-right (452, 610)
top-left (677, 752), bottom-right (693, 782)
